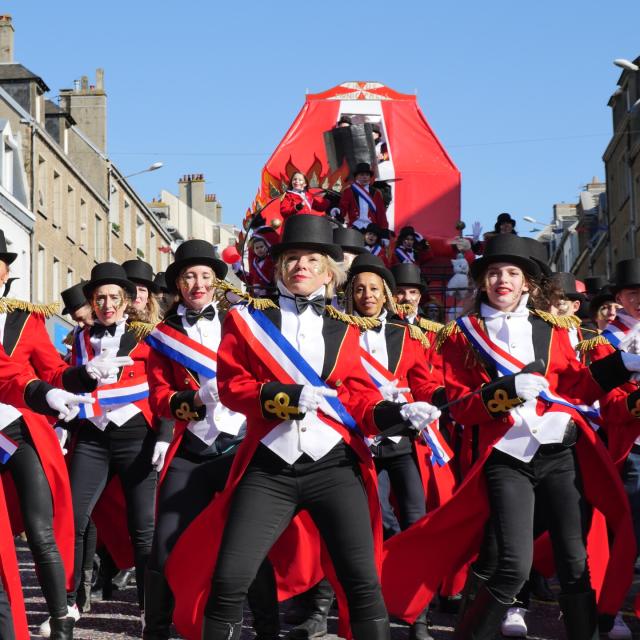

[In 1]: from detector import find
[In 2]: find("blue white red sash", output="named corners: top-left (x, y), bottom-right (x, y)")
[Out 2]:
top-left (394, 247), bottom-right (415, 264)
top-left (146, 322), bottom-right (217, 380)
top-left (456, 315), bottom-right (600, 422)
top-left (73, 327), bottom-right (149, 419)
top-left (232, 305), bottom-right (361, 436)
top-left (601, 315), bottom-right (635, 349)
top-left (351, 183), bottom-right (377, 213)
top-left (0, 432), bottom-right (17, 465)
top-left (252, 258), bottom-right (271, 285)
top-left (367, 244), bottom-right (383, 257)
top-left (286, 189), bottom-right (312, 211)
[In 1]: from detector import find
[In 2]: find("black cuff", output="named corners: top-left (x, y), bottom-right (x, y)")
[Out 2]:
top-left (481, 375), bottom-right (522, 415)
top-left (373, 401), bottom-right (406, 430)
top-left (170, 390), bottom-right (206, 422)
top-left (589, 351), bottom-right (631, 392)
top-left (24, 380), bottom-right (56, 416)
top-left (156, 417), bottom-right (174, 442)
top-left (431, 386), bottom-right (447, 407)
top-left (62, 365), bottom-right (98, 393)
top-left (260, 382), bottom-right (304, 420)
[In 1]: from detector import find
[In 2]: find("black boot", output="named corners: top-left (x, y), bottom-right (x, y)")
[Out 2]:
top-left (50, 616), bottom-right (75, 640)
top-left (409, 609), bottom-right (434, 640)
top-left (557, 590), bottom-right (598, 640)
top-left (247, 560), bottom-right (280, 640)
top-left (529, 570), bottom-right (555, 602)
top-left (143, 569), bottom-right (175, 640)
top-left (286, 579), bottom-right (334, 639)
top-left (75, 569), bottom-right (93, 613)
top-left (453, 586), bottom-right (511, 640)
top-left (201, 617), bottom-right (242, 640)
top-left (351, 616), bottom-right (391, 640)
top-left (456, 570), bottom-right (486, 623)
top-left (284, 593), bottom-right (311, 626)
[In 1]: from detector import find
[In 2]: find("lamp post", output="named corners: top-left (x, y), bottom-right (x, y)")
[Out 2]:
top-left (124, 161), bottom-right (164, 179)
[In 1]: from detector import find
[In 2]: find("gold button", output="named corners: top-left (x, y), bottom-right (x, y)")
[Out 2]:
top-left (184, 378), bottom-right (190, 384)
top-left (335, 380), bottom-right (342, 387)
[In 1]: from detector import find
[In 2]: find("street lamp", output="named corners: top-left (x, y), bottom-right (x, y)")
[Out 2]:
top-left (614, 59), bottom-right (639, 73)
top-left (124, 161), bottom-right (164, 179)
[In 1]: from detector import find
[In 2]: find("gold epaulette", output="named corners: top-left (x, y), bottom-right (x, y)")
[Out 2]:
top-left (407, 323), bottom-right (431, 349)
top-left (436, 320), bottom-right (461, 352)
top-left (576, 335), bottom-right (610, 353)
top-left (417, 317), bottom-right (444, 334)
top-left (532, 309), bottom-right (581, 329)
top-left (214, 280), bottom-right (277, 312)
top-left (129, 320), bottom-right (155, 341)
top-left (396, 303), bottom-right (415, 317)
top-left (0, 298), bottom-right (59, 318)
top-left (325, 305), bottom-right (381, 330)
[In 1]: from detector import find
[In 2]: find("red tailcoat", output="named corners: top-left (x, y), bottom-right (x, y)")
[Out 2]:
top-left (381, 313), bottom-right (635, 622)
top-left (280, 191), bottom-right (329, 220)
top-left (247, 255), bottom-right (275, 291)
top-left (340, 185), bottom-right (388, 229)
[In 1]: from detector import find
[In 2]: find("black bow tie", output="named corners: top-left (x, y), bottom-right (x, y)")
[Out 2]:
top-left (185, 306), bottom-right (216, 326)
top-left (292, 294), bottom-right (326, 316)
top-left (370, 321), bottom-right (384, 333)
top-left (91, 323), bottom-right (117, 338)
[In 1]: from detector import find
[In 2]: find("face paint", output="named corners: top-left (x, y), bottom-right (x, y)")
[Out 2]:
top-left (94, 293), bottom-right (123, 309)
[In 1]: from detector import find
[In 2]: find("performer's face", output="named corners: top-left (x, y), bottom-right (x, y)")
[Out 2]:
top-left (550, 298), bottom-right (581, 317)
top-left (178, 265), bottom-right (216, 311)
top-left (616, 288), bottom-right (640, 320)
top-left (282, 250), bottom-right (332, 296)
top-left (402, 236), bottom-right (415, 249)
top-left (364, 232), bottom-right (378, 246)
top-left (72, 304), bottom-right (94, 327)
top-left (482, 262), bottom-right (529, 312)
top-left (597, 301), bottom-right (620, 328)
top-left (395, 286), bottom-right (422, 311)
top-left (291, 173), bottom-right (306, 190)
top-left (92, 284), bottom-right (127, 326)
top-left (0, 259), bottom-right (8, 286)
top-left (353, 272), bottom-right (386, 318)
top-left (133, 285), bottom-right (149, 311)
top-left (355, 172), bottom-right (371, 186)
top-left (252, 240), bottom-right (268, 259)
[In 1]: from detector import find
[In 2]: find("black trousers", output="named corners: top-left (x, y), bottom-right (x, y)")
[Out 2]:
top-left (476, 446), bottom-right (591, 603)
top-left (205, 442), bottom-right (387, 624)
top-left (67, 419), bottom-right (157, 609)
top-left (2, 418), bottom-right (67, 618)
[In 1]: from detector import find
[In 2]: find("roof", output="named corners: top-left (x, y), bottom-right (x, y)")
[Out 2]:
top-left (0, 63), bottom-right (49, 92)
top-left (44, 99), bottom-right (75, 125)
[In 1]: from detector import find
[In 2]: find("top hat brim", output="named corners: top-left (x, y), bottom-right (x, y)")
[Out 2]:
top-left (340, 244), bottom-right (368, 255)
top-left (470, 253), bottom-right (541, 280)
top-left (348, 263), bottom-right (395, 291)
top-left (271, 241), bottom-right (343, 263)
top-left (83, 277), bottom-right (137, 300)
top-left (62, 302), bottom-right (86, 315)
top-left (589, 291), bottom-right (616, 314)
top-left (165, 257), bottom-right (228, 295)
top-left (128, 276), bottom-right (161, 295)
top-left (0, 252), bottom-right (17, 266)
top-left (611, 281), bottom-right (640, 294)
top-left (393, 278), bottom-right (427, 293)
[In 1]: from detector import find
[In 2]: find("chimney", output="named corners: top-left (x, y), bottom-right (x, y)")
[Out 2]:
top-left (0, 15), bottom-right (14, 64)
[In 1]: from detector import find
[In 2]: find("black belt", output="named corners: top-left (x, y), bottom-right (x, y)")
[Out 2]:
top-left (536, 420), bottom-right (578, 456)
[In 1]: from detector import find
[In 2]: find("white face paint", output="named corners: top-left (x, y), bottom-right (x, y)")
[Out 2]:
top-left (282, 250), bottom-right (331, 296)
top-left (178, 265), bottom-right (216, 311)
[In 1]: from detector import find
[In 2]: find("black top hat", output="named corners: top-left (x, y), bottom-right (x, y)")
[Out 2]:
top-left (347, 253), bottom-right (395, 291)
top-left (165, 240), bottom-right (228, 295)
top-left (390, 263), bottom-right (426, 292)
top-left (584, 275), bottom-right (610, 296)
top-left (271, 215), bottom-right (343, 262)
top-left (612, 259), bottom-right (640, 293)
top-left (494, 212), bottom-right (517, 233)
top-left (61, 282), bottom-right (88, 315)
top-left (397, 226), bottom-right (417, 242)
top-left (338, 115), bottom-right (352, 126)
top-left (333, 227), bottom-right (367, 255)
top-left (371, 124), bottom-right (381, 135)
top-left (122, 259), bottom-right (160, 294)
top-left (364, 223), bottom-right (383, 239)
top-left (352, 162), bottom-right (374, 177)
top-left (153, 271), bottom-right (169, 294)
top-left (470, 235), bottom-right (541, 280)
top-left (520, 237), bottom-right (552, 277)
top-left (83, 262), bottom-right (137, 300)
top-left (589, 285), bottom-right (616, 317)
top-left (0, 230), bottom-right (17, 266)
top-left (550, 272), bottom-right (584, 301)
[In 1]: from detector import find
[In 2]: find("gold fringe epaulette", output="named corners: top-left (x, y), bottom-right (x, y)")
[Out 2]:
top-left (533, 309), bottom-right (581, 329)
top-left (407, 323), bottom-right (431, 349)
top-left (417, 317), bottom-right (444, 334)
top-left (396, 303), bottom-right (415, 317)
top-left (576, 335), bottom-right (609, 353)
top-left (325, 305), bottom-right (381, 330)
top-left (214, 280), bottom-right (277, 312)
top-left (129, 321), bottom-right (155, 341)
top-left (436, 320), bottom-right (461, 352)
top-left (0, 298), bottom-right (59, 317)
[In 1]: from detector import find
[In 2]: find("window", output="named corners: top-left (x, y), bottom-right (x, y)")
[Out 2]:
top-left (136, 215), bottom-right (145, 258)
top-left (37, 156), bottom-right (47, 216)
top-left (67, 184), bottom-right (76, 241)
top-left (52, 257), bottom-right (60, 302)
top-left (95, 214), bottom-right (104, 261)
top-left (53, 171), bottom-right (61, 228)
top-left (123, 199), bottom-right (132, 246)
top-left (36, 245), bottom-right (45, 303)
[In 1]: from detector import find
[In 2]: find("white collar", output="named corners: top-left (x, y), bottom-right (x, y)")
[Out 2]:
top-left (277, 281), bottom-right (326, 301)
top-left (481, 293), bottom-right (530, 319)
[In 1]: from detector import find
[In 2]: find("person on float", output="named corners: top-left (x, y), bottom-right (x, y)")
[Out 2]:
top-left (363, 223), bottom-right (390, 265)
top-left (280, 172), bottom-right (330, 220)
top-left (391, 226), bottom-right (421, 266)
top-left (166, 215), bottom-right (440, 640)
top-left (339, 162), bottom-right (389, 232)
top-left (64, 262), bottom-right (170, 626)
top-left (386, 234), bottom-right (640, 640)
top-left (123, 259), bottom-right (162, 324)
top-left (247, 235), bottom-right (276, 297)
top-left (144, 239), bottom-right (280, 639)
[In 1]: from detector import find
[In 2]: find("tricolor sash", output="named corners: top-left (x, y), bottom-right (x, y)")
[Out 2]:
top-left (233, 305), bottom-right (361, 436)
top-left (394, 247), bottom-right (415, 264)
top-left (351, 183), bottom-right (377, 213)
top-left (286, 189), bottom-right (312, 211)
top-left (0, 432), bottom-right (17, 465)
top-left (146, 323), bottom-right (217, 380)
top-left (456, 315), bottom-right (600, 422)
top-left (252, 258), bottom-right (271, 285)
top-left (367, 244), bottom-right (383, 257)
top-left (602, 315), bottom-right (636, 350)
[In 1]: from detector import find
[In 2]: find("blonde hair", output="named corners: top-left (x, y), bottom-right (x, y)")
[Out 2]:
top-left (275, 251), bottom-right (346, 299)
top-left (126, 294), bottom-right (162, 324)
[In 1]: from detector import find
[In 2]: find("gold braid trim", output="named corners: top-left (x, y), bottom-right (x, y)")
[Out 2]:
top-left (533, 309), bottom-right (581, 329)
top-left (214, 280), bottom-right (277, 312)
top-left (396, 303), bottom-right (415, 317)
top-left (325, 305), bottom-right (381, 330)
top-left (417, 317), bottom-right (444, 333)
top-left (128, 320), bottom-right (156, 341)
top-left (0, 298), bottom-right (59, 317)
top-left (436, 320), bottom-right (461, 352)
top-left (407, 323), bottom-right (431, 349)
top-left (575, 335), bottom-right (609, 353)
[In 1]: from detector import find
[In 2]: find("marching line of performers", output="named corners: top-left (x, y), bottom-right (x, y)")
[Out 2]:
top-left (1, 214), bottom-right (640, 640)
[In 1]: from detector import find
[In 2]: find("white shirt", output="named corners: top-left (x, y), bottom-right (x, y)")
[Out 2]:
top-left (88, 317), bottom-right (141, 430)
top-left (353, 185), bottom-right (371, 229)
top-left (482, 295), bottom-right (572, 463)
top-left (0, 311), bottom-right (21, 430)
top-left (260, 282), bottom-right (342, 464)
top-left (177, 304), bottom-right (245, 445)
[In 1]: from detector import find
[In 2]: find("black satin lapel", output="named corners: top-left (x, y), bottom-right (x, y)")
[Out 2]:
top-left (385, 322), bottom-right (405, 374)
top-left (529, 314), bottom-right (552, 374)
top-left (321, 316), bottom-right (348, 380)
top-left (262, 306), bottom-right (282, 332)
top-left (3, 310), bottom-right (29, 356)
top-left (119, 329), bottom-right (139, 357)
top-left (164, 313), bottom-right (188, 336)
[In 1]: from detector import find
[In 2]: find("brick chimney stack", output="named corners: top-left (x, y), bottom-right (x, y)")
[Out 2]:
top-left (0, 15), bottom-right (14, 64)
top-left (178, 174), bottom-right (206, 216)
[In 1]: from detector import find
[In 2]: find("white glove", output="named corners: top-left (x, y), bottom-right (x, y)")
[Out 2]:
top-left (197, 379), bottom-right (219, 406)
top-left (85, 348), bottom-right (134, 382)
top-left (298, 385), bottom-right (338, 413)
top-left (400, 402), bottom-right (442, 431)
top-left (151, 441), bottom-right (170, 473)
top-left (621, 351), bottom-right (640, 373)
top-left (471, 221), bottom-right (482, 242)
top-left (379, 379), bottom-right (410, 402)
top-left (514, 373), bottom-right (549, 401)
top-left (45, 389), bottom-right (95, 422)
top-left (625, 336), bottom-right (640, 355)
top-left (54, 426), bottom-right (68, 454)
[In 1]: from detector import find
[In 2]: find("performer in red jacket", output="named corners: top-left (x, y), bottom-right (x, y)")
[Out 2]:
top-left (279, 172), bottom-right (330, 220)
top-left (64, 262), bottom-right (169, 626)
top-left (339, 163), bottom-right (388, 231)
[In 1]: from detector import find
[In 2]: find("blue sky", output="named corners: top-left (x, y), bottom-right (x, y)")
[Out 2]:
top-left (7, 1), bottom-right (640, 237)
